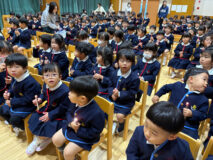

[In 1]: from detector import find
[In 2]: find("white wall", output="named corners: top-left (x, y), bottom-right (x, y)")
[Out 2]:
top-left (193, 0), bottom-right (213, 16)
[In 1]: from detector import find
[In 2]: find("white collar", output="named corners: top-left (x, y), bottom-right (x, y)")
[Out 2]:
top-left (15, 70), bottom-right (29, 82)
top-left (138, 36), bottom-right (146, 40)
top-left (76, 98), bottom-right (94, 108)
top-left (117, 69), bottom-right (131, 78)
top-left (52, 50), bottom-right (62, 54)
top-left (165, 33), bottom-right (171, 37)
top-left (196, 65), bottom-right (213, 75)
top-left (159, 39), bottom-right (165, 43)
top-left (142, 57), bottom-right (156, 64)
top-left (77, 56), bottom-right (89, 62)
top-left (181, 42), bottom-right (190, 46)
top-left (116, 41), bottom-right (123, 45)
top-left (46, 80), bottom-right (62, 91)
top-left (196, 34), bottom-right (203, 38)
top-left (109, 39), bottom-right (113, 43)
top-left (21, 27), bottom-right (28, 32)
top-left (185, 84), bottom-right (200, 94)
top-left (43, 48), bottom-right (51, 53)
top-left (34, 20), bottom-right (38, 23)
top-left (97, 64), bottom-right (110, 69)
top-left (146, 141), bottom-right (158, 149)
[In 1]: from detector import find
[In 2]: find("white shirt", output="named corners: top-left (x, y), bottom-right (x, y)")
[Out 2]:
top-left (94, 6), bottom-right (106, 14)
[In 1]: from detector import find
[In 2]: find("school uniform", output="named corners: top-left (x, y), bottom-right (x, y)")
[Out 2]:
top-left (182, 24), bottom-right (187, 32)
top-left (134, 58), bottom-right (160, 96)
top-left (14, 28), bottom-right (31, 49)
top-left (28, 82), bottom-right (70, 138)
top-left (80, 26), bottom-right (88, 32)
top-left (187, 47), bottom-right (204, 69)
top-left (8, 29), bottom-right (19, 45)
top-left (65, 27), bottom-right (77, 45)
top-left (164, 33), bottom-right (174, 50)
top-left (186, 27), bottom-right (193, 32)
top-left (168, 42), bottom-right (193, 69)
top-left (28, 20), bottom-right (33, 30)
top-left (155, 82), bottom-right (209, 139)
top-left (126, 126), bottom-right (194, 160)
top-left (51, 50), bottom-right (69, 80)
top-left (0, 70), bottom-right (8, 104)
top-left (31, 20), bottom-right (41, 35)
top-left (112, 41), bottom-right (123, 54)
top-left (146, 34), bottom-right (157, 41)
top-left (124, 33), bottom-right (139, 47)
top-left (103, 22), bottom-right (110, 29)
top-left (66, 56), bottom-right (93, 82)
top-left (122, 27), bottom-right (128, 34)
top-left (62, 100), bottom-right (105, 151)
top-left (108, 69), bottom-right (140, 115)
top-left (0, 33), bottom-right (4, 40)
top-left (93, 64), bottom-right (114, 99)
top-left (143, 18), bottom-right (150, 28)
top-left (109, 39), bottom-right (116, 49)
top-left (173, 25), bottom-right (183, 35)
top-left (155, 39), bottom-right (167, 57)
top-left (134, 36), bottom-right (149, 56)
top-left (0, 71), bottom-right (41, 129)
top-left (192, 35), bottom-right (204, 48)
top-left (98, 23), bottom-right (106, 33)
top-left (90, 25), bottom-right (98, 38)
top-left (136, 18), bottom-right (143, 26)
top-left (158, 6), bottom-right (169, 19)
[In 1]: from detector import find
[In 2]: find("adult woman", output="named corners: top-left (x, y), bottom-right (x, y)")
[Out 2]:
top-left (125, 2), bottom-right (132, 15)
top-left (41, 2), bottom-right (58, 33)
top-left (158, 0), bottom-right (169, 29)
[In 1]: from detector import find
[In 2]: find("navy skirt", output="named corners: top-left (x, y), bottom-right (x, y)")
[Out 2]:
top-left (168, 57), bottom-right (190, 69)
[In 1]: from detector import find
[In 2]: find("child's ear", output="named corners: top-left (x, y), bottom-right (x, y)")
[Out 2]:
top-left (59, 74), bottom-right (62, 80)
top-left (79, 95), bottom-right (88, 103)
top-left (168, 134), bottom-right (178, 141)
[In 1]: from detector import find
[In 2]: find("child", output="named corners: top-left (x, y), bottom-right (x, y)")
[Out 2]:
top-left (93, 46), bottom-right (114, 99)
top-left (193, 26), bottom-right (206, 48)
top-left (8, 19), bottom-right (19, 45)
top-left (0, 41), bottom-right (13, 104)
top-left (66, 42), bottom-right (93, 82)
top-left (98, 17), bottom-right (105, 33)
top-left (65, 20), bottom-right (77, 45)
top-left (80, 20), bottom-right (88, 32)
top-left (31, 15), bottom-right (41, 36)
top-left (97, 32), bottom-right (109, 48)
top-left (143, 12), bottom-right (150, 28)
top-left (173, 20), bottom-right (183, 35)
top-left (26, 63), bottom-right (70, 155)
top-left (152, 68), bottom-right (209, 139)
top-left (147, 25), bottom-right (156, 42)
top-left (134, 42), bottom-right (160, 96)
top-left (0, 28), bottom-right (4, 40)
top-left (51, 34), bottom-right (69, 80)
top-left (126, 101), bottom-right (193, 160)
top-left (52, 76), bottom-right (105, 160)
top-left (33, 34), bottom-right (52, 75)
top-left (107, 27), bottom-right (116, 48)
top-left (164, 24), bottom-right (174, 65)
top-left (155, 30), bottom-right (167, 57)
top-left (122, 19), bottom-right (129, 34)
top-left (124, 25), bottom-right (138, 47)
top-left (168, 32), bottom-right (193, 78)
top-left (89, 20), bottom-right (98, 38)
top-left (13, 17), bottom-right (31, 53)
top-left (0, 53), bottom-right (41, 135)
top-left (188, 34), bottom-right (212, 68)
top-left (109, 49), bottom-right (140, 134)
top-left (112, 30), bottom-right (124, 55)
top-left (134, 27), bottom-right (149, 57)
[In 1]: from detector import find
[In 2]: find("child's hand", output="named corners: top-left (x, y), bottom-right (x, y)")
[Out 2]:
top-left (39, 112), bottom-right (49, 122)
top-left (139, 42), bottom-right (143, 47)
top-left (32, 95), bottom-right (42, 106)
top-left (3, 90), bottom-right (10, 100)
top-left (165, 38), bottom-right (168, 42)
top-left (133, 46), bottom-right (138, 49)
top-left (139, 76), bottom-right (144, 81)
top-left (114, 62), bottom-right (119, 69)
top-left (6, 99), bottom-right (11, 107)
top-left (112, 94), bottom-right (118, 101)
top-left (44, 56), bottom-right (50, 65)
top-left (183, 108), bottom-right (192, 117)
top-left (179, 52), bottom-right (183, 58)
top-left (5, 76), bottom-right (12, 85)
top-left (0, 63), bottom-right (6, 72)
top-left (32, 25), bottom-right (35, 29)
top-left (113, 88), bottom-right (119, 97)
top-left (196, 39), bottom-right (200, 43)
top-left (67, 31), bottom-right (71, 35)
top-left (113, 50), bottom-right (117, 54)
top-left (150, 37), bottom-right (154, 41)
top-left (70, 120), bottom-right (80, 133)
top-left (152, 95), bottom-right (159, 104)
top-left (15, 30), bottom-right (20, 36)
top-left (93, 73), bottom-right (103, 80)
top-left (70, 69), bottom-right (75, 76)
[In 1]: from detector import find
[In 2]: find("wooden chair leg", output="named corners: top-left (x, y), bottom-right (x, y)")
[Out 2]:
top-left (56, 148), bottom-right (64, 160)
top-left (80, 151), bottom-right (89, 160)
top-left (123, 116), bottom-right (130, 141)
top-left (24, 114), bottom-right (33, 144)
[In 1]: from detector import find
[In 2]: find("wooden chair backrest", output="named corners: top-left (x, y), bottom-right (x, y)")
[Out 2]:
top-left (202, 136), bottom-right (213, 160)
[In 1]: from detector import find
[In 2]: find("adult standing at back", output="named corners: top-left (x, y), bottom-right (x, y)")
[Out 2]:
top-left (158, 0), bottom-right (169, 29)
top-left (94, 3), bottom-right (106, 15)
top-left (125, 2), bottom-right (132, 15)
top-left (41, 2), bottom-right (58, 33)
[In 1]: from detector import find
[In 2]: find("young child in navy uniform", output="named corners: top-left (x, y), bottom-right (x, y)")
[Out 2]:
top-left (0, 41), bottom-right (13, 105)
top-left (173, 20), bottom-right (183, 35)
top-left (89, 20), bottom-right (98, 38)
top-left (187, 34), bottom-right (212, 69)
top-left (112, 30), bottom-right (124, 55)
top-left (31, 15), bottom-right (41, 36)
top-left (124, 25), bottom-right (138, 47)
top-left (192, 26), bottom-right (205, 48)
top-left (109, 49), bottom-right (140, 134)
top-left (152, 68), bottom-right (209, 139)
top-left (65, 20), bottom-right (77, 45)
top-left (93, 46), bottom-right (114, 99)
top-left (168, 32), bottom-right (193, 78)
top-left (107, 27), bottom-right (116, 48)
top-left (66, 42), bottom-right (93, 82)
top-left (7, 19), bottom-right (19, 45)
top-left (134, 42), bottom-right (160, 96)
top-left (164, 24), bottom-right (174, 65)
top-left (51, 34), bottom-right (69, 80)
top-left (52, 76), bottom-right (105, 160)
top-left (0, 53), bottom-right (41, 136)
top-left (143, 12), bottom-right (150, 28)
top-left (147, 25), bottom-right (157, 42)
top-left (33, 34), bottom-right (52, 75)
top-left (13, 17), bottom-right (31, 53)
top-left (126, 101), bottom-right (193, 160)
top-left (155, 30), bottom-right (166, 57)
top-left (26, 63), bottom-right (70, 155)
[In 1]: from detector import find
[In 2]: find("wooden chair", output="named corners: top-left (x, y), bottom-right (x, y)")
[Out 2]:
top-left (90, 41), bottom-right (98, 47)
top-left (56, 95), bottom-right (114, 160)
top-left (28, 66), bottom-right (38, 75)
top-left (23, 48), bottom-right (33, 58)
top-left (62, 80), bottom-right (70, 87)
top-left (173, 34), bottom-right (182, 43)
top-left (202, 136), bottom-right (213, 160)
top-left (178, 132), bottom-right (201, 159)
top-left (36, 31), bottom-right (53, 43)
top-left (2, 28), bottom-right (10, 39)
top-left (123, 80), bottom-right (148, 140)
top-left (31, 74), bottom-right (43, 86)
top-left (68, 45), bottom-right (76, 58)
top-left (89, 38), bottom-right (98, 42)
top-left (2, 15), bottom-right (11, 28)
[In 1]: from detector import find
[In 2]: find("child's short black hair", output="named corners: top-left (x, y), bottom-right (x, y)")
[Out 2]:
top-left (10, 12), bottom-right (15, 16)
top-left (0, 40), bottom-right (13, 54)
top-left (120, 41), bottom-right (133, 50)
top-left (99, 32), bottom-right (109, 41)
top-left (182, 32), bottom-right (192, 39)
top-left (97, 46), bottom-right (113, 66)
top-left (184, 67), bottom-right (209, 83)
top-left (175, 20), bottom-right (182, 25)
top-left (114, 30), bottom-right (124, 40)
top-left (5, 53), bottom-right (28, 68)
top-left (40, 34), bottom-right (52, 47)
top-left (144, 42), bottom-right (158, 57)
top-left (52, 34), bottom-right (66, 51)
top-left (137, 27), bottom-right (147, 35)
top-left (198, 26), bottom-right (206, 32)
top-left (165, 24), bottom-right (173, 31)
top-left (146, 101), bottom-right (185, 134)
top-left (42, 63), bottom-right (62, 75)
top-left (77, 30), bottom-right (89, 40)
top-left (156, 30), bottom-right (165, 36)
top-left (19, 17), bottom-right (28, 25)
top-left (118, 48), bottom-right (135, 64)
top-left (150, 25), bottom-right (156, 30)
top-left (107, 27), bottom-right (115, 36)
top-left (12, 19), bottom-right (19, 27)
top-left (69, 76), bottom-right (98, 101)
top-left (127, 24), bottom-right (135, 31)
top-left (202, 46), bottom-right (213, 62)
top-left (75, 42), bottom-right (93, 56)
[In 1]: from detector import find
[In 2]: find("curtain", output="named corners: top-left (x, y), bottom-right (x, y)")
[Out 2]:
top-left (0, 0), bottom-right (40, 28)
top-left (60, 0), bottom-right (110, 15)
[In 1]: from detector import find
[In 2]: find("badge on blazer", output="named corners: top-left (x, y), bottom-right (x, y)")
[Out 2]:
top-left (154, 153), bottom-right (158, 158)
top-left (81, 122), bottom-right (85, 127)
top-left (122, 88), bottom-right (126, 91)
top-left (19, 92), bottom-right (23, 96)
top-left (52, 102), bottom-right (57, 107)
top-left (191, 105), bottom-right (197, 110)
top-left (147, 70), bottom-right (150, 74)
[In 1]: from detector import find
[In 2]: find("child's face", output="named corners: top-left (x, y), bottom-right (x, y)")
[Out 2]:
top-left (7, 64), bottom-right (27, 79)
top-left (188, 73), bottom-right (208, 93)
top-left (200, 52), bottom-right (213, 70)
top-left (188, 30), bottom-right (194, 36)
top-left (118, 56), bottom-right (132, 74)
top-left (198, 30), bottom-right (204, 36)
top-left (114, 36), bottom-right (121, 43)
top-left (68, 91), bottom-right (87, 105)
top-left (51, 39), bottom-right (60, 51)
top-left (143, 50), bottom-right (154, 60)
top-left (137, 30), bottom-right (144, 37)
top-left (204, 36), bottom-right (212, 47)
top-left (91, 22), bottom-right (95, 27)
top-left (74, 50), bottom-right (86, 60)
top-left (39, 40), bottom-right (44, 48)
top-left (43, 71), bottom-right (61, 88)
top-left (69, 23), bottom-right (74, 28)
top-left (96, 55), bottom-right (104, 66)
top-left (165, 27), bottom-right (171, 34)
top-left (195, 23), bottom-right (200, 28)
top-left (144, 118), bottom-right (175, 145)
top-left (157, 34), bottom-right (164, 41)
top-left (128, 30), bottom-right (134, 35)
top-left (33, 17), bottom-right (37, 22)
top-left (122, 22), bottom-right (128, 28)
top-left (182, 37), bottom-right (190, 44)
top-left (19, 22), bottom-right (26, 29)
